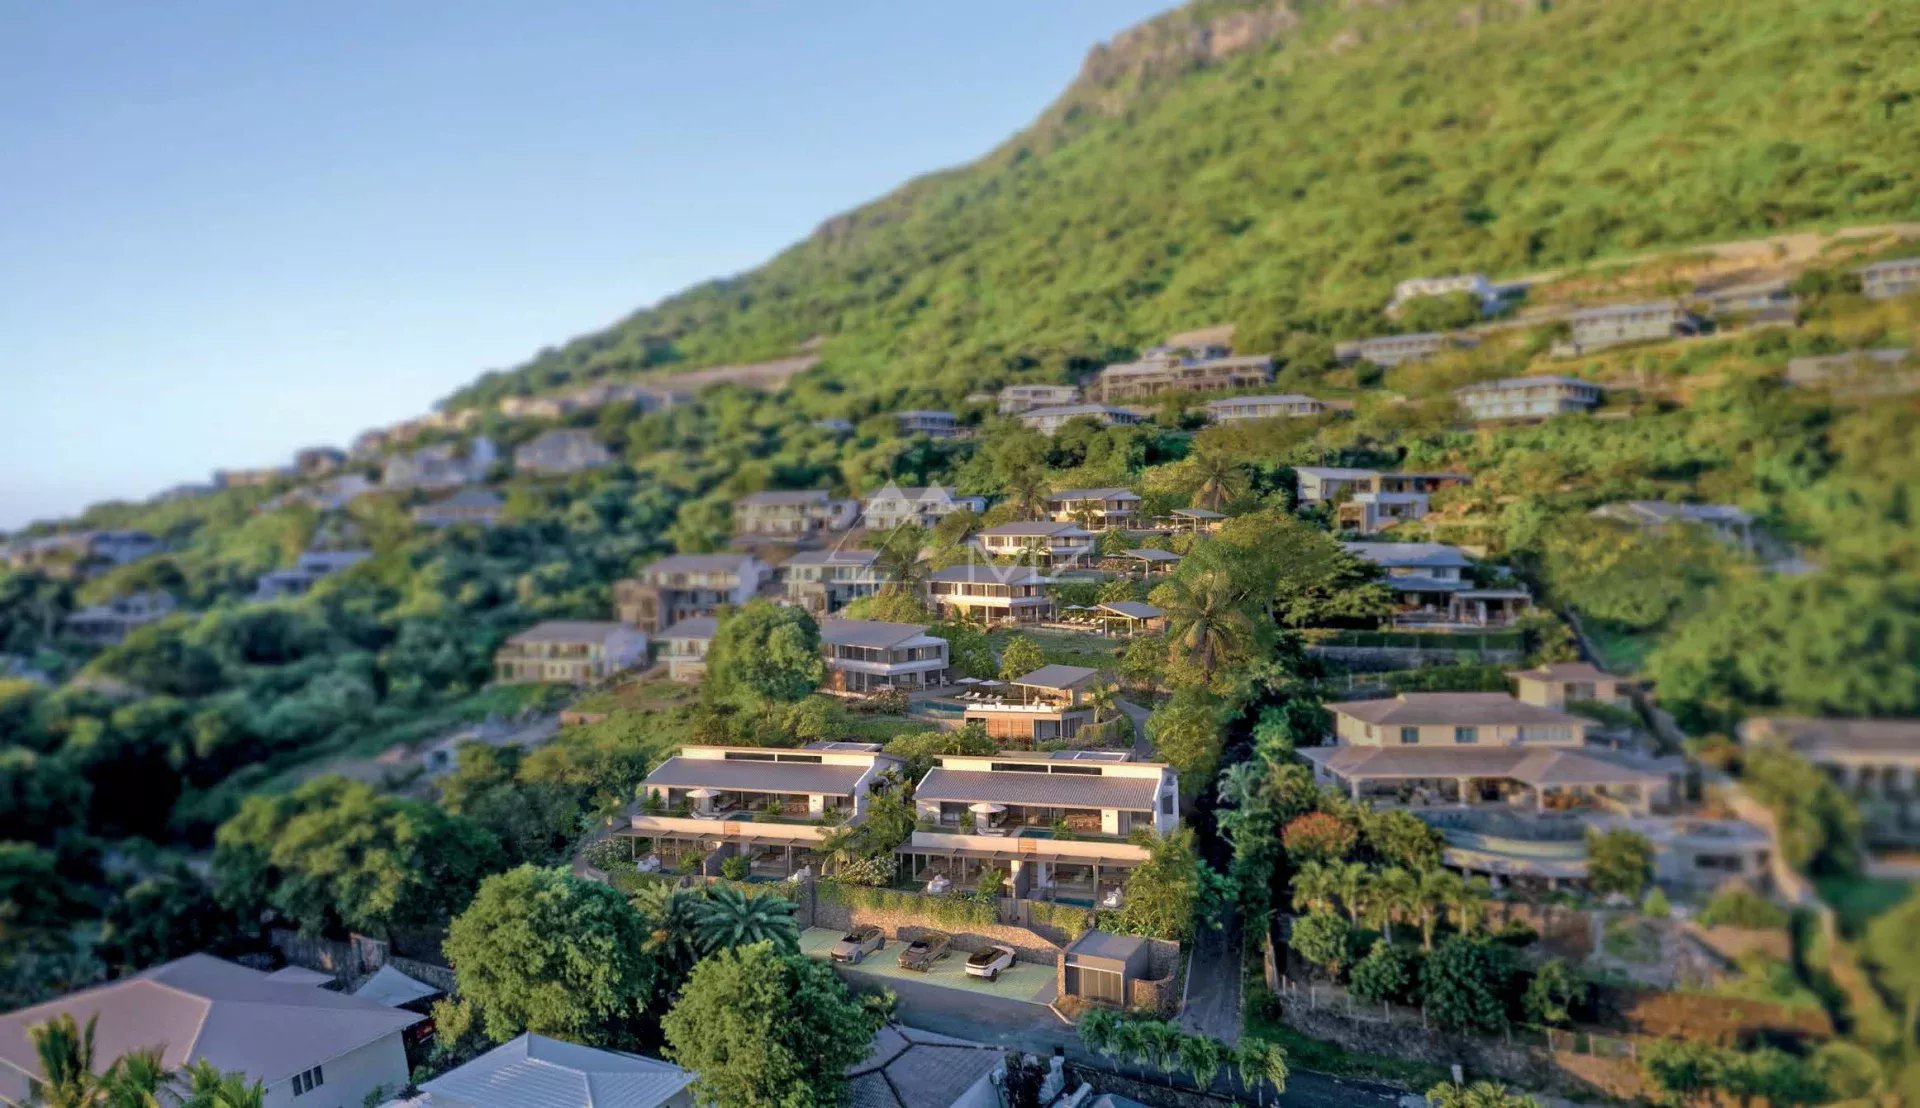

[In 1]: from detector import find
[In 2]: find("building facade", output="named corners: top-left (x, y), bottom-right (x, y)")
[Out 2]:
top-left (615, 553), bottom-right (768, 634)
top-left (493, 621), bottom-right (649, 685)
top-left (1454, 376), bottom-right (1604, 421)
top-left (1203, 394), bottom-right (1328, 422)
top-left (925, 564), bottom-right (1054, 625)
top-left (997, 383), bottom-right (1081, 414)
top-left (818, 618), bottom-right (951, 694)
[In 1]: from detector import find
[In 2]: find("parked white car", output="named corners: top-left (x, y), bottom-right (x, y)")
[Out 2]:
top-left (830, 926), bottom-right (885, 964)
top-left (964, 944), bottom-right (1017, 981)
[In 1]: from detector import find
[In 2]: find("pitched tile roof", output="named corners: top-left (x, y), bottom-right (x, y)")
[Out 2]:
top-left (506, 620), bottom-right (630, 645)
top-left (640, 552), bottom-right (758, 576)
top-left (418, 1033), bottom-right (692, 1108)
top-left (1329, 693), bottom-right (1585, 727)
top-left (658, 617), bottom-right (719, 642)
top-left (847, 1024), bottom-right (1002, 1108)
top-left (0, 955), bottom-right (420, 1087)
top-left (818, 618), bottom-right (934, 649)
top-left (1298, 744), bottom-right (1665, 788)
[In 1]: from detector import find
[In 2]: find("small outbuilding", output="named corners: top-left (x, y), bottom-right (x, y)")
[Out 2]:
top-left (1060, 930), bottom-right (1152, 1008)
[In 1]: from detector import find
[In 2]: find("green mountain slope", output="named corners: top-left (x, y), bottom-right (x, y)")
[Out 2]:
top-left (449, 0), bottom-right (1920, 409)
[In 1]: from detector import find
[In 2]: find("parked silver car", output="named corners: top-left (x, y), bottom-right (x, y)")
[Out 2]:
top-left (964, 944), bottom-right (1017, 981)
top-left (829, 925), bottom-right (885, 964)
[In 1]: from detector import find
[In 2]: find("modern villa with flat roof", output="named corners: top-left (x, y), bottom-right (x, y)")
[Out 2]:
top-left (1095, 353), bottom-right (1272, 402)
top-left (657, 617), bottom-right (717, 683)
top-left (1336, 491), bottom-right (1430, 535)
top-left (895, 410), bottom-right (965, 439)
top-left (623, 744), bottom-right (904, 879)
top-left (1335, 332), bottom-right (1474, 368)
top-left (1295, 467), bottom-right (1469, 506)
top-left (1564, 300), bottom-right (1697, 352)
top-left (1855, 257), bottom-right (1920, 301)
top-left (731, 490), bottom-right (859, 538)
top-left (818, 618), bottom-right (951, 695)
top-left (961, 664), bottom-right (1105, 745)
top-left (1018, 404), bottom-right (1145, 435)
top-left (925, 563), bottom-right (1054, 625)
top-left (615, 553), bottom-right (768, 633)
top-left (998, 383), bottom-right (1081, 414)
top-left (493, 621), bottom-right (649, 686)
top-left (1741, 717), bottom-right (1920, 847)
top-left (898, 752), bottom-right (1179, 904)
top-left (1045, 488), bottom-right (1143, 531)
top-left (1342, 541), bottom-right (1531, 626)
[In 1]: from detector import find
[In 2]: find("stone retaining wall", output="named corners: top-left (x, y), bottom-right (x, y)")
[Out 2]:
top-left (811, 890), bottom-right (1064, 965)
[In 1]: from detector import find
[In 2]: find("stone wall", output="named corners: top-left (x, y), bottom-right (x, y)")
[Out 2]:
top-left (267, 929), bottom-right (456, 996)
top-left (811, 890), bottom-right (1064, 966)
top-left (1307, 644), bottom-right (1523, 669)
top-left (1481, 900), bottom-right (1595, 959)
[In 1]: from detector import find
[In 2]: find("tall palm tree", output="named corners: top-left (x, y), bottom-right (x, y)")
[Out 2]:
top-left (1411, 868), bottom-right (1463, 951)
top-left (27, 1013), bottom-right (100, 1108)
top-left (1359, 866), bottom-right (1416, 942)
top-left (174, 1062), bottom-right (265, 1108)
top-left (872, 526), bottom-right (928, 596)
top-left (1443, 874), bottom-right (1492, 938)
top-left (1288, 861), bottom-right (1337, 915)
top-left (1330, 862), bottom-right (1371, 925)
top-left (631, 883), bottom-right (707, 982)
top-left (1189, 449), bottom-right (1248, 513)
top-left (1156, 568), bottom-right (1252, 672)
top-left (689, 883), bottom-right (799, 956)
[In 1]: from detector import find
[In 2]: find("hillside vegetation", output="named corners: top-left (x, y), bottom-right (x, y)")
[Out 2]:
top-left (449, 0), bottom-right (1920, 410)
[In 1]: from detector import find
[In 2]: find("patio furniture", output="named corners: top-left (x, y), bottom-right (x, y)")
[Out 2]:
top-left (926, 874), bottom-right (952, 895)
top-left (636, 854), bottom-right (662, 873)
top-left (1100, 887), bottom-right (1124, 910)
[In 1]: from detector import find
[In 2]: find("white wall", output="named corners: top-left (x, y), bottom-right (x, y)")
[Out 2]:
top-left (263, 1033), bottom-right (409, 1108)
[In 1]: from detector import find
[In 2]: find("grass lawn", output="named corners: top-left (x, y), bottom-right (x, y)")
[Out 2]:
top-left (1816, 874), bottom-right (1915, 938)
top-left (1580, 619), bottom-right (1657, 675)
top-left (1240, 976), bottom-right (1447, 1090)
top-left (839, 711), bottom-right (942, 743)
top-left (988, 628), bottom-right (1124, 672)
top-left (570, 676), bottom-right (693, 714)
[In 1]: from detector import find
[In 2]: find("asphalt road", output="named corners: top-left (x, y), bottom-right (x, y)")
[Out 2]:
top-left (1179, 919), bottom-right (1243, 1045)
top-left (836, 968), bottom-right (1406, 1107)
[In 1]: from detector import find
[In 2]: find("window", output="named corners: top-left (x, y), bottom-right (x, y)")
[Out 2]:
top-left (1160, 792), bottom-right (1175, 815)
top-left (292, 1066), bottom-right (325, 1096)
top-left (1400, 727), bottom-right (1420, 745)
top-left (1453, 726), bottom-right (1478, 745)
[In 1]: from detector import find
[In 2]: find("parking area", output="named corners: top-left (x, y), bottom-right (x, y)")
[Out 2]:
top-left (799, 927), bottom-right (1057, 1005)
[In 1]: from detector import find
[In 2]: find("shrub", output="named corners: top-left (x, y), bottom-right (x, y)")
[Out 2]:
top-left (1642, 887), bottom-right (1671, 918)
top-left (835, 854), bottom-right (897, 888)
top-left (1281, 811), bottom-right (1358, 864)
top-left (1521, 957), bottom-right (1588, 1027)
top-left (1420, 937), bottom-right (1514, 1034)
top-left (1349, 941), bottom-right (1421, 1005)
top-left (719, 855), bottom-right (749, 881)
top-left (1290, 910), bottom-right (1352, 979)
top-left (1698, 887), bottom-right (1789, 930)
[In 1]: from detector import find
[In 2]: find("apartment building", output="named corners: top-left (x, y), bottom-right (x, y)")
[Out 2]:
top-left (861, 484), bottom-right (987, 531)
top-left (778, 549), bottom-right (888, 615)
top-left (926, 564), bottom-right (1054, 625)
top-left (1454, 376), bottom-right (1604, 422)
top-left (493, 620), bottom-right (649, 686)
top-left (63, 591), bottom-right (177, 646)
top-left (1564, 300), bottom-right (1697, 352)
top-left (1334, 332), bottom-right (1474, 368)
top-left (818, 618), bottom-right (951, 695)
top-left (1094, 354), bottom-right (1273, 402)
top-left (514, 428), bottom-right (614, 476)
top-left (731, 490), bottom-right (859, 538)
top-left (626, 743), bottom-right (905, 879)
top-left (894, 410), bottom-right (965, 440)
top-left (615, 553), bottom-right (768, 633)
top-left (1203, 394), bottom-right (1328, 422)
top-left (997, 383), bottom-right (1081, 414)
top-left (975, 521), bottom-right (1095, 569)
top-left (1045, 487), bottom-right (1142, 531)
top-left (656, 617), bottom-right (718, 683)
top-left (898, 752), bottom-right (1179, 903)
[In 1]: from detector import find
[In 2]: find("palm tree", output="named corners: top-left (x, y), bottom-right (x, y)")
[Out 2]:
top-left (1289, 861), bottom-right (1337, 915)
top-left (1156, 568), bottom-right (1251, 672)
top-left (28, 1013), bottom-right (100, 1108)
top-left (1083, 681), bottom-right (1119, 727)
top-left (1412, 868), bottom-right (1464, 951)
top-left (631, 883), bottom-right (707, 982)
top-left (1424, 1079), bottom-right (1541, 1108)
top-left (1178, 1034), bottom-right (1223, 1092)
top-left (1360, 866), bottom-right (1416, 942)
top-left (1189, 449), bottom-right (1248, 513)
top-left (817, 823), bottom-right (862, 878)
top-left (872, 526), bottom-right (928, 596)
top-left (1243, 1040), bottom-right (1290, 1106)
top-left (1330, 861), bottom-right (1371, 925)
top-left (174, 1062), bottom-right (265, 1108)
top-left (1444, 874), bottom-right (1492, 939)
top-left (689, 883), bottom-right (799, 955)
top-left (101, 1050), bottom-right (169, 1108)
top-left (1005, 468), bottom-right (1050, 519)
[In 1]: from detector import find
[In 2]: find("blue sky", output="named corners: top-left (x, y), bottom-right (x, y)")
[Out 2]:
top-left (0, 1), bottom-right (1169, 530)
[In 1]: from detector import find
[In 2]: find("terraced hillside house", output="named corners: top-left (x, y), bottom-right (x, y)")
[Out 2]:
top-left (513, 428), bottom-right (613, 475)
top-left (778, 549), bottom-right (887, 615)
top-left (1741, 717), bottom-right (1920, 847)
top-left (656, 617), bottom-right (717, 683)
top-left (252, 548), bottom-right (371, 601)
top-left (1045, 487), bottom-right (1142, 531)
top-left (493, 621), bottom-right (649, 686)
top-left (894, 409), bottom-right (964, 439)
top-left (996, 382), bottom-right (1080, 414)
top-left (1591, 500), bottom-right (1757, 550)
top-left (1508, 662), bottom-right (1636, 711)
top-left (1295, 466), bottom-right (1470, 506)
top-left (615, 553), bottom-right (768, 634)
top-left (1203, 393), bottom-right (1328, 422)
top-left (0, 954), bottom-right (420, 1108)
top-left (1695, 277), bottom-right (1797, 327)
top-left (898, 752), bottom-right (1179, 904)
top-left (961, 664), bottom-right (1104, 745)
top-left (1454, 376), bottom-right (1604, 422)
top-left (1094, 353), bottom-right (1273, 402)
top-left (1334, 331), bottom-right (1474, 368)
top-left (411, 486), bottom-right (503, 528)
top-left (731, 489), bottom-right (859, 538)
top-left (293, 445), bottom-right (346, 475)
top-left (624, 743), bottom-right (904, 879)
top-left (975, 520), bottom-right (1095, 569)
top-left (861, 484), bottom-right (987, 531)
top-left (1342, 541), bottom-right (1530, 626)
top-left (382, 435), bottom-right (498, 491)
top-left (1855, 256), bottom-right (1920, 301)
top-left (925, 563), bottom-right (1054, 625)
top-left (1564, 300), bottom-right (1698, 352)
top-left (1387, 273), bottom-right (1508, 316)
top-left (1017, 403), bottom-right (1145, 435)
top-left (63, 591), bottom-right (177, 646)
top-left (1336, 491), bottom-right (1429, 535)
top-left (817, 618), bottom-right (950, 695)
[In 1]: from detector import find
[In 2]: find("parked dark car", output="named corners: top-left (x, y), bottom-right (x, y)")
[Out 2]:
top-left (897, 931), bottom-right (952, 972)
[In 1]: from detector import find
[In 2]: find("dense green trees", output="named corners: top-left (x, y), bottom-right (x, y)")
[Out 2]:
top-left (661, 942), bottom-right (886, 1108)
top-left (443, 866), bottom-right (657, 1045)
top-left (703, 600), bottom-right (825, 709)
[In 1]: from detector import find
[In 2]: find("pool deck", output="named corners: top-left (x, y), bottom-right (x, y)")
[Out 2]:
top-left (800, 927), bottom-right (1058, 1005)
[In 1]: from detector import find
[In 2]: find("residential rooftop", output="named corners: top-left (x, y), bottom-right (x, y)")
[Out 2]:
top-left (505, 620), bottom-right (631, 645)
top-left (817, 618), bottom-right (937, 650)
top-left (1329, 692), bottom-right (1586, 727)
top-left (915, 767), bottom-right (1161, 811)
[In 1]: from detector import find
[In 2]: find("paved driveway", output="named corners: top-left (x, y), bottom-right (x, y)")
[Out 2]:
top-left (800, 927), bottom-right (1057, 1004)
top-left (1178, 920), bottom-right (1243, 1044)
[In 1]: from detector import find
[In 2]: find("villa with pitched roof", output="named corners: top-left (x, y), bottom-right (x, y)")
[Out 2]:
top-left (1509, 662), bottom-right (1635, 710)
top-left (615, 553), bottom-right (769, 633)
top-left (975, 521), bottom-right (1095, 568)
top-left (1455, 376), bottom-right (1604, 422)
top-left (898, 751), bottom-right (1179, 903)
top-left (0, 954), bottom-right (419, 1108)
top-left (493, 621), bottom-right (650, 686)
top-left (656, 617), bottom-right (718, 683)
top-left (961, 664), bottom-right (1105, 744)
top-left (1343, 541), bottom-right (1530, 626)
top-left (395, 1033), bottom-right (693, 1108)
top-left (925, 564), bottom-right (1054, 625)
top-left (1203, 394), bottom-right (1328, 422)
top-left (513, 428), bottom-right (613, 476)
top-left (1045, 487), bottom-right (1142, 531)
top-left (818, 618), bottom-right (951, 695)
top-left (731, 490), bottom-right (859, 538)
top-left (778, 549), bottom-right (888, 615)
top-left (621, 743), bottom-right (904, 879)
top-left (861, 484), bottom-right (986, 531)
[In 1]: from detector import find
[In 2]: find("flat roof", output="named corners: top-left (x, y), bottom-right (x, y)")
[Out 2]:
top-left (1119, 548), bottom-right (1181, 562)
top-left (1011, 664), bottom-right (1102, 690)
top-left (819, 618), bottom-right (935, 649)
top-left (1065, 929), bottom-right (1152, 964)
top-left (1342, 541), bottom-right (1474, 569)
top-left (916, 767), bottom-right (1160, 810)
top-left (1330, 693), bottom-right (1585, 727)
top-left (1099, 601), bottom-right (1164, 620)
top-left (643, 756), bottom-right (872, 796)
top-left (658, 616), bottom-right (718, 642)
